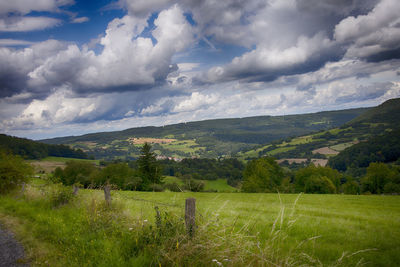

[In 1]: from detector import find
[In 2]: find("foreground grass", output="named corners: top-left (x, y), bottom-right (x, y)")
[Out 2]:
top-left (1, 184), bottom-right (399, 266)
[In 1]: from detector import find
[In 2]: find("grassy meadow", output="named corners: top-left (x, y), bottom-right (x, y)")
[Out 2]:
top-left (0, 181), bottom-right (399, 266)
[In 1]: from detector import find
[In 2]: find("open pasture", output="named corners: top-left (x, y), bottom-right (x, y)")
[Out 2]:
top-left (1, 187), bottom-right (399, 266)
top-left (116, 192), bottom-right (400, 266)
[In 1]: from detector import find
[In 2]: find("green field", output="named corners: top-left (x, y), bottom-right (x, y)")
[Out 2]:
top-left (39, 156), bottom-right (99, 164)
top-left (163, 176), bottom-right (237, 192)
top-left (0, 183), bottom-right (399, 266)
top-left (160, 139), bottom-right (204, 154)
top-left (329, 142), bottom-right (355, 152)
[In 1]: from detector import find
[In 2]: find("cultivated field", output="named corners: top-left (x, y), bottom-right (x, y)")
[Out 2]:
top-left (1, 184), bottom-right (399, 266)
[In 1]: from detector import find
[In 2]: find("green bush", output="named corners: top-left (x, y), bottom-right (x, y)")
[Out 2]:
top-left (49, 184), bottom-right (75, 207)
top-left (342, 180), bottom-right (360, 194)
top-left (149, 183), bottom-right (164, 192)
top-left (0, 150), bottom-right (33, 194)
top-left (183, 179), bottom-right (204, 192)
top-left (164, 182), bottom-right (182, 192)
top-left (304, 176), bottom-right (336, 194)
top-left (294, 165), bottom-right (341, 193)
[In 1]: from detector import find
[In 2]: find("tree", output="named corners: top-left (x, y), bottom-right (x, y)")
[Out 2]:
top-left (361, 162), bottom-right (399, 194)
top-left (241, 157), bottom-right (284, 193)
top-left (341, 177), bottom-right (360, 195)
top-left (304, 175), bottom-right (336, 194)
top-left (95, 163), bottom-right (139, 190)
top-left (136, 143), bottom-right (163, 191)
top-left (0, 150), bottom-right (33, 194)
top-left (57, 161), bottom-right (97, 187)
top-left (294, 165), bottom-right (341, 193)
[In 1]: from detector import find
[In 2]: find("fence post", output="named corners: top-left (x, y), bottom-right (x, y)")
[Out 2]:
top-left (185, 198), bottom-right (196, 237)
top-left (104, 185), bottom-right (111, 205)
top-left (19, 182), bottom-right (26, 198)
top-left (73, 185), bottom-right (79, 195)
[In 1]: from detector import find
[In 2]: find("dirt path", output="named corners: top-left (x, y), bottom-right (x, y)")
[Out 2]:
top-left (0, 225), bottom-right (28, 267)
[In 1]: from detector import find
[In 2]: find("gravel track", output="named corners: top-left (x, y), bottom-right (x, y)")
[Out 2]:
top-left (0, 225), bottom-right (28, 267)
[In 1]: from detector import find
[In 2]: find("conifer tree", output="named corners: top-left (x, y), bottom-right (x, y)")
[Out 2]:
top-left (137, 143), bottom-right (162, 190)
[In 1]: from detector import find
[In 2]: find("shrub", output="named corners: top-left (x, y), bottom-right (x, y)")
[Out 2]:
top-left (149, 183), bottom-right (164, 192)
top-left (49, 184), bottom-right (75, 208)
top-left (342, 180), bottom-right (360, 195)
top-left (304, 176), bottom-right (336, 194)
top-left (164, 182), bottom-right (182, 192)
top-left (183, 179), bottom-right (204, 192)
top-left (0, 150), bottom-right (33, 194)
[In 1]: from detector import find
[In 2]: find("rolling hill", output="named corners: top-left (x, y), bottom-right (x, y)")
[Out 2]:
top-left (241, 98), bottom-right (400, 168)
top-left (40, 107), bottom-right (369, 160)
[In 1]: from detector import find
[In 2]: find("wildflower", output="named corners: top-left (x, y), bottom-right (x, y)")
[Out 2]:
top-left (212, 259), bottom-right (223, 266)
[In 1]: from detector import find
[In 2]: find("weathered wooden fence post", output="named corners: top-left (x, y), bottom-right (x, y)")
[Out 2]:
top-left (185, 198), bottom-right (196, 237)
top-left (155, 206), bottom-right (161, 229)
top-left (19, 182), bottom-right (26, 198)
top-left (104, 185), bottom-right (111, 205)
top-left (73, 185), bottom-right (79, 195)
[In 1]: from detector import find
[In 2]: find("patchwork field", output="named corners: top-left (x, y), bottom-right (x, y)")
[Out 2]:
top-left (1, 185), bottom-right (399, 266)
top-left (277, 158), bottom-right (328, 166)
top-left (312, 147), bottom-right (339, 155)
top-left (29, 157), bottom-right (99, 173)
top-left (128, 137), bottom-right (177, 145)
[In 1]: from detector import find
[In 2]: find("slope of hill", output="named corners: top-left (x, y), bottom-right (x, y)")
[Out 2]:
top-left (328, 128), bottom-right (400, 172)
top-left (243, 98), bottom-right (400, 165)
top-left (0, 134), bottom-right (88, 160)
top-left (40, 108), bottom-right (368, 160)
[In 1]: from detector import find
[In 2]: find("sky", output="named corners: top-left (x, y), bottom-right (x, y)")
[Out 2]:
top-left (1, 0), bottom-right (400, 140)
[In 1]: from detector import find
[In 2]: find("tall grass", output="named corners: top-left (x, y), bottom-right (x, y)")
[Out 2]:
top-left (0, 183), bottom-right (392, 266)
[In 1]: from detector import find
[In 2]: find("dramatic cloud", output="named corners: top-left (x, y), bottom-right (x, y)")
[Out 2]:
top-left (204, 33), bottom-right (339, 83)
top-left (0, 40), bottom-right (68, 98)
top-left (334, 0), bottom-right (400, 61)
top-left (27, 4), bottom-right (194, 93)
top-left (1, 0), bottom-right (400, 139)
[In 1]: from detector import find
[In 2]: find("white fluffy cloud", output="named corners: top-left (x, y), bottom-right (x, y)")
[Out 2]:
top-left (71, 17), bottom-right (89, 24)
top-left (0, 39), bottom-right (35, 46)
top-left (0, 17), bottom-right (61, 32)
top-left (204, 33), bottom-right (336, 83)
top-left (335, 0), bottom-right (400, 59)
top-left (0, 0), bottom-right (73, 15)
top-left (26, 5), bottom-right (194, 91)
top-left (119, 0), bottom-right (173, 17)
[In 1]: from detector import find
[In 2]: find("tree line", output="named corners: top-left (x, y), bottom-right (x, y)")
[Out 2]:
top-left (2, 142), bottom-right (400, 195)
top-left (241, 157), bottom-right (400, 194)
top-left (0, 134), bottom-right (89, 160)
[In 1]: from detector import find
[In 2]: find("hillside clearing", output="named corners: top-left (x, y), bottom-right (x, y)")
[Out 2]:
top-left (312, 147), bottom-right (339, 155)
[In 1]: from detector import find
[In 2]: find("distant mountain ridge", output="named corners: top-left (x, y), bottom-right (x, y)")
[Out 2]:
top-left (40, 106), bottom-right (371, 160)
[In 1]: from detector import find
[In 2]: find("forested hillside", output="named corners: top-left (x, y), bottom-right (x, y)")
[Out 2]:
top-left (241, 98), bottom-right (400, 163)
top-left (0, 134), bottom-right (88, 160)
top-left (328, 129), bottom-right (400, 172)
